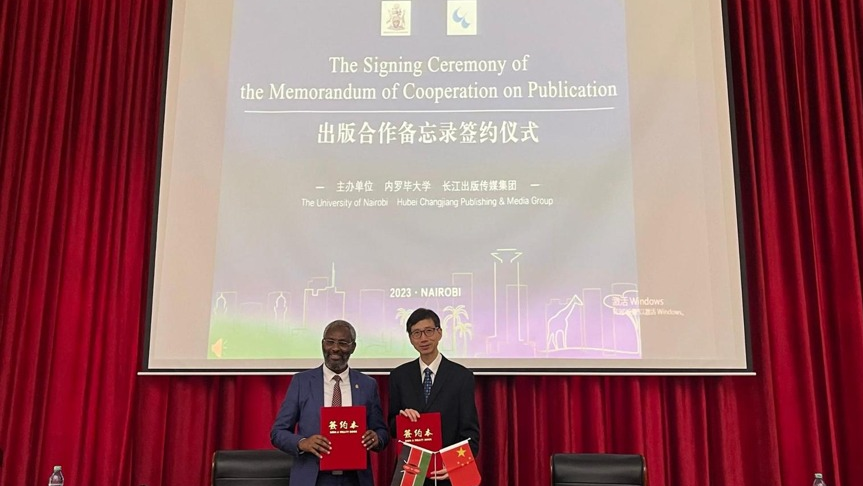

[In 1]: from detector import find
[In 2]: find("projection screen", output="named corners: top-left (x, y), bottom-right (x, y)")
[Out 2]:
top-left (144, 0), bottom-right (750, 373)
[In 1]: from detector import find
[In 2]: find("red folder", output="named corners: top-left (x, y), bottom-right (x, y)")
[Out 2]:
top-left (396, 412), bottom-right (442, 477)
top-left (320, 406), bottom-right (367, 471)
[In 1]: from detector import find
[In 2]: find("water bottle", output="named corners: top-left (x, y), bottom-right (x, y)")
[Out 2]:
top-left (48, 465), bottom-right (64, 486)
top-left (812, 473), bottom-right (827, 486)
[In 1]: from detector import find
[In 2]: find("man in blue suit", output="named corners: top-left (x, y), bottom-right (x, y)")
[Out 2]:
top-left (271, 320), bottom-right (389, 486)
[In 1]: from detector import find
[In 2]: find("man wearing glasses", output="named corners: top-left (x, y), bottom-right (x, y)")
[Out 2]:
top-left (271, 320), bottom-right (389, 486)
top-left (388, 308), bottom-right (480, 485)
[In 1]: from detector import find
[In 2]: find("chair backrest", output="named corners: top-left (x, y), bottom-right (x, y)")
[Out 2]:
top-left (551, 453), bottom-right (646, 486)
top-left (212, 449), bottom-right (293, 486)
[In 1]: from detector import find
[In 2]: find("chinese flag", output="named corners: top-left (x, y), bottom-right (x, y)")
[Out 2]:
top-left (439, 439), bottom-right (481, 486)
top-left (391, 442), bottom-right (432, 486)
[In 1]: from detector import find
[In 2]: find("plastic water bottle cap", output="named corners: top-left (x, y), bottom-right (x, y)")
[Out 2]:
top-left (53, 466), bottom-right (62, 471)
top-left (815, 473), bottom-right (823, 479)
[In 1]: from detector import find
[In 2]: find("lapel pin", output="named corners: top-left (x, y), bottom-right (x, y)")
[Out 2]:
top-left (355, 384), bottom-right (359, 388)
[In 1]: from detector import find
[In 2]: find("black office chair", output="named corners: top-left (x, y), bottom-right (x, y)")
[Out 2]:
top-left (550, 453), bottom-right (646, 486)
top-left (212, 449), bottom-right (293, 486)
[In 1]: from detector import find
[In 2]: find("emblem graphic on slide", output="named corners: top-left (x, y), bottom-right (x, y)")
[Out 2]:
top-left (382, 1), bottom-right (410, 36)
top-left (447, 1), bottom-right (477, 36)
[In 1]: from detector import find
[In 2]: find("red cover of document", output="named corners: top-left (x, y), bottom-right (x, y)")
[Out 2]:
top-left (396, 412), bottom-right (442, 477)
top-left (320, 406), bottom-right (367, 471)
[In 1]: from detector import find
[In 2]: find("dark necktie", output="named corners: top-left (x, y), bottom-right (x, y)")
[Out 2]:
top-left (423, 368), bottom-right (433, 403)
top-left (332, 375), bottom-right (342, 407)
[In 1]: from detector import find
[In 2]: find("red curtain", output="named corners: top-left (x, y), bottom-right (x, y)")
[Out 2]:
top-left (2, 0), bottom-right (862, 485)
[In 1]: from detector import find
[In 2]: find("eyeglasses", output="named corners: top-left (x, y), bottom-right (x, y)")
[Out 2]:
top-left (322, 338), bottom-right (354, 348)
top-left (409, 327), bottom-right (440, 339)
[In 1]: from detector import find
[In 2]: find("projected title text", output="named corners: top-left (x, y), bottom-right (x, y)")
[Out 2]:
top-left (238, 54), bottom-right (619, 104)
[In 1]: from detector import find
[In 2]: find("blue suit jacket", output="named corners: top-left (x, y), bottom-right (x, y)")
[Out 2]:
top-left (271, 366), bottom-right (389, 486)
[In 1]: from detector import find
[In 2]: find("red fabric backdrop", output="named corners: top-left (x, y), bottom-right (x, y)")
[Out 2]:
top-left (2, 0), bottom-right (862, 485)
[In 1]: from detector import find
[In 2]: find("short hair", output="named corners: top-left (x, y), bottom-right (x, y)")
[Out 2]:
top-left (324, 319), bottom-right (357, 342)
top-left (405, 308), bottom-right (440, 333)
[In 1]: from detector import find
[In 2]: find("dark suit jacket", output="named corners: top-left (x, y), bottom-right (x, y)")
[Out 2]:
top-left (388, 355), bottom-right (480, 457)
top-left (271, 366), bottom-right (389, 486)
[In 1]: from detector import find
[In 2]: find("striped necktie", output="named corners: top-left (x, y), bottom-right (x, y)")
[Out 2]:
top-left (331, 375), bottom-right (342, 407)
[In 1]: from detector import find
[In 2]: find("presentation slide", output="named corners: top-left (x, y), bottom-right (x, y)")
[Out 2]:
top-left (146, 0), bottom-right (749, 373)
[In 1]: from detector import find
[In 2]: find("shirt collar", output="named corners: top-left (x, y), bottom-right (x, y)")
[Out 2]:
top-left (323, 365), bottom-right (350, 383)
top-left (419, 353), bottom-right (443, 377)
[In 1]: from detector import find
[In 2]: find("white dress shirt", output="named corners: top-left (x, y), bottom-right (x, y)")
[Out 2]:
top-left (322, 366), bottom-right (352, 407)
top-left (419, 353), bottom-right (443, 385)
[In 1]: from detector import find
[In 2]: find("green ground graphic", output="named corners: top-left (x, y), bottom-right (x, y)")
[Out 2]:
top-left (207, 317), bottom-right (416, 359)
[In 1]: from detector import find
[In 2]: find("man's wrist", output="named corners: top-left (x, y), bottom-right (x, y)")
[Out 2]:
top-left (298, 437), bottom-right (306, 453)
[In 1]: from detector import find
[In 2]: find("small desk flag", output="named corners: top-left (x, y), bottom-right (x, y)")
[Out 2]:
top-left (391, 442), bottom-right (433, 486)
top-left (439, 439), bottom-right (480, 486)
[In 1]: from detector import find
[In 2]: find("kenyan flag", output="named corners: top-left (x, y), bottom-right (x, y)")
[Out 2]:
top-left (391, 442), bottom-right (433, 486)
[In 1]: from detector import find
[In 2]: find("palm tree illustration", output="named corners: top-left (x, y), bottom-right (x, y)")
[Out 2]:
top-left (393, 307), bottom-right (414, 352)
top-left (442, 305), bottom-right (469, 352)
top-left (395, 307), bottom-right (412, 331)
top-left (453, 320), bottom-right (473, 354)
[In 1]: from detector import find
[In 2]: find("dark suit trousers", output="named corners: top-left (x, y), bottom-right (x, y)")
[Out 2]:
top-left (315, 471), bottom-right (360, 486)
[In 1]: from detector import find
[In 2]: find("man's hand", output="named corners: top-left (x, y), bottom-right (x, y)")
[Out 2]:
top-left (298, 434), bottom-right (331, 458)
top-left (399, 408), bottom-right (421, 422)
top-left (361, 430), bottom-right (380, 450)
top-left (429, 466), bottom-right (449, 480)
